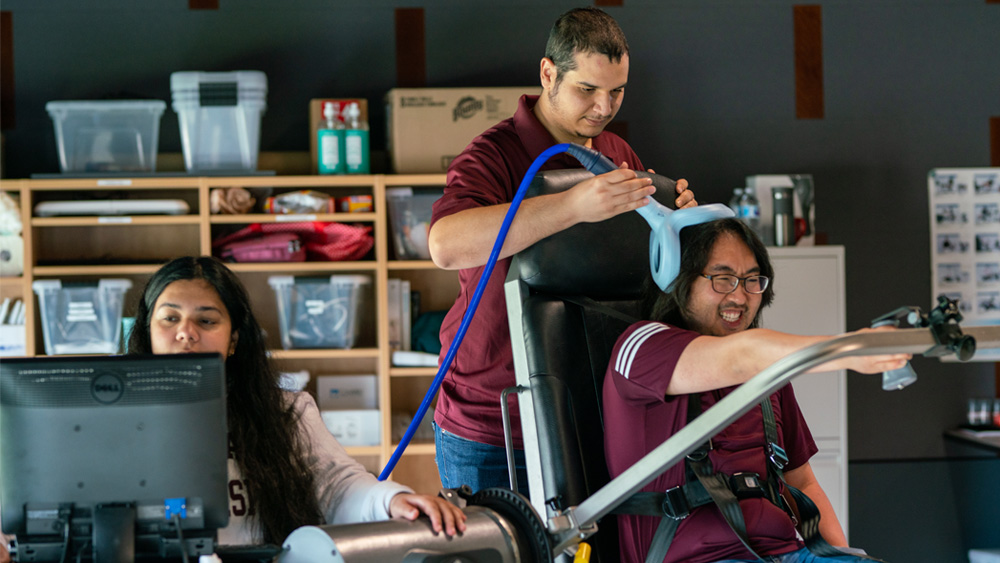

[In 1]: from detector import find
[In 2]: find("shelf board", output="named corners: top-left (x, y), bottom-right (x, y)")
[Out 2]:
top-left (391, 442), bottom-right (436, 456)
top-left (0, 277), bottom-right (24, 291)
top-left (210, 212), bottom-right (376, 224)
top-left (384, 175), bottom-right (447, 186)
top-left (33, 264), bottom-right (162, 276)
top-left (390, 367), bottom-right (438, 377)
top-left (204, 175), bottom-right (380, 188)
top-left (388, 260), bottom-right (439, 270)
top-left (227, 262), bottom-right (378, 273)
top-left (269, 348), bottom-right (379, 360)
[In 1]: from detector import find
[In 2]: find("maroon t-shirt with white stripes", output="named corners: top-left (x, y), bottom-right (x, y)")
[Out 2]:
top-left (603, 320), bottom-right (818, 563)
top-left (431, 94), bottom-right (644, 449)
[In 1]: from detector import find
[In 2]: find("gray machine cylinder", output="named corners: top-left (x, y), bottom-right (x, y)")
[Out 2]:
top-left (278, 488), bottom-right (551, 563)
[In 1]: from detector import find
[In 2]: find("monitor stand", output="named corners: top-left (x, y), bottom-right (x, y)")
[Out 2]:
top-left (92, 504), bottom-right (136, 563)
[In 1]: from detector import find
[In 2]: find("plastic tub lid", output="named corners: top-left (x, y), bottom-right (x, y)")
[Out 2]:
top-left (267, 275), bottom-right (295, 289)
top-left (32, 278), bottom-right (133, 292)
top-left (330, 275), bottom-right (372, 286)
top-left (386, 187), bottom-right (415, 198)
top-left (46, 100), bottom-right (167, 113)
top-left (170, 71), bottom-right (267, 94)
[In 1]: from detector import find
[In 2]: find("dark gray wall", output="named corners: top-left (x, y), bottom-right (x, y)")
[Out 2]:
top-left (3, 1), bottom-right (999, 560)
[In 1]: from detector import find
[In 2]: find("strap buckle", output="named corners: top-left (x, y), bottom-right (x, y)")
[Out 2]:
top-left (767, 442), bottom-right (788, 469)
top-left (728, 472), bottom-right (766, 500)
top-left (686, 439), bottom-right (713, 462)
top-left (661, 486), bottom-right (690, 520)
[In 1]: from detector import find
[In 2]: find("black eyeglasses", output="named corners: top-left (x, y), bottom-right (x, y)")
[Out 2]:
top-left (700, 273), bottom-right (770, 294)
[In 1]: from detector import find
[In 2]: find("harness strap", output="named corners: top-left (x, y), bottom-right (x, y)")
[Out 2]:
top-left (686, 395), bottom-right (766, 563)
top-left (758, 398), bottom-right (883, 561)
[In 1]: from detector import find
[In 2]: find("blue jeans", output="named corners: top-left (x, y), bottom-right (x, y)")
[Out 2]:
top-left (433, 422), bottom-right (529, 494)
top-left (712, 547), bottom-right (881, 563)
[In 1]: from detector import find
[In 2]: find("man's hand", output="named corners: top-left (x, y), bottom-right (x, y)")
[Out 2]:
top-left (835, 326), bottom-right (912, 374)
top-left (388, 492), bottom-right (467, 536)
top-left (562, 165), bottom-right (656, 224)
top-left (673, 178), bottom-right (697, 209)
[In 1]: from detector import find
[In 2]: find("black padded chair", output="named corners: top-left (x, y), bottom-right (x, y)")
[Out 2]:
top-left (503, 169), bottom-right (680, 562)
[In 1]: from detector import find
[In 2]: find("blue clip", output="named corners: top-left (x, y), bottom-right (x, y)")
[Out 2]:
top-left (164, 497), bottom-right (187, 520)
top-left (767, 442), bottom-right (788, 469)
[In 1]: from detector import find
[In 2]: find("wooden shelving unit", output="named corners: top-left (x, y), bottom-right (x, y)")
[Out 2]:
top-left (0, 174), bottom-right (453, 494)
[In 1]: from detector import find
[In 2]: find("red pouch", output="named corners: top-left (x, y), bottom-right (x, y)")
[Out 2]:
top-left (218, 233), bottom-right (306, 263)
top-left (213, 222), bottom-right (373, 262)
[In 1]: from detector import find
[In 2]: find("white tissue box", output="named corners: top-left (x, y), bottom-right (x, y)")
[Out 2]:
top-left (321, 409), bottom-right (380, 447)
top-left (316, 374), bottom-right (377, 410)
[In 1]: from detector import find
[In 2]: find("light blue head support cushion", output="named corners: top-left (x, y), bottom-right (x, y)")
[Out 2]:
top-left (562, 142), bottom-right (735, 291)
top-left (635, 198), bottom-right (735, 291)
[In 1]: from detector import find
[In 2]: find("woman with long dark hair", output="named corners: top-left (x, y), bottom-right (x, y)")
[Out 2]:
top-left (127, 256), bottom-right (464, 546)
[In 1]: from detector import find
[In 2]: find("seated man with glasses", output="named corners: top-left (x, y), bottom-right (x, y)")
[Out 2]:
top-left (603, 218), bottom-right (908, 563)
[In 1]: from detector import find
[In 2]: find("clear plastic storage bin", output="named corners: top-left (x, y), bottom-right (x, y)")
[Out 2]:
top-left (385, 187), bottom-right (443, 260)
top-left (268, 275), bottom-right (370, 349)
top-left (170, 70), bottom-right (267, 172)
top-left (32, 279), bottom-right (132, 355)
top-left (46, 100), bottom-right (166, 173)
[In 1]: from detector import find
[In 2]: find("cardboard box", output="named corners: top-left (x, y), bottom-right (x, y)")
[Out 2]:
top-left (385, 87), bottom-right (536, 174)
top-left (309, 98), bottom-right (369, 174)
top-left (321, 409), bottom-right (380, 447)
top-left (316, 374), bottom-right (377, 410)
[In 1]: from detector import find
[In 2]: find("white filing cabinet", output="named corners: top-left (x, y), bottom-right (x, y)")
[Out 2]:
top-left (761, 246), bottom-right (849, 538)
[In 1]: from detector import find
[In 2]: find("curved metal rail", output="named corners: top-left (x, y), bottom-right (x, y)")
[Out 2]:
top-left (550, 324), bottom-right (1000, 554)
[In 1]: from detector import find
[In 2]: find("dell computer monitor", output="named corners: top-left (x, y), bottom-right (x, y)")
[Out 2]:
top-left (0, 353), bottom-right (229, 562)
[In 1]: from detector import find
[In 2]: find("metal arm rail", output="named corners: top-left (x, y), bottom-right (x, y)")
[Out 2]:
top-left (549, 324), bottom-right (1000, 554)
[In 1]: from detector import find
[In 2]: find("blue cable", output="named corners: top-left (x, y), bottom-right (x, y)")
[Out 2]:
top-left (379, 142), bottom-right (574, 480)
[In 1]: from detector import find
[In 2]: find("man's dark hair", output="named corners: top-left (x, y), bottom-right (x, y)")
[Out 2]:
top-left (644, 218), bottom-right (775, 330)
top-left (545, 7), bottom-right (629, 81)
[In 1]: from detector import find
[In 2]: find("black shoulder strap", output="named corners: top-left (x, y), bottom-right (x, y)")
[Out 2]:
top-left (760, 397), bottom-right (885, 561)
top-left (683, 394), bottom-right (766, 563)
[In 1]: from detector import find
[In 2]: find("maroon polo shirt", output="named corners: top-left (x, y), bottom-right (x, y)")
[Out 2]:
top-left (603, 321), bottom-right (819, 563)
top-left (432, 94), bottom-right (643, 448)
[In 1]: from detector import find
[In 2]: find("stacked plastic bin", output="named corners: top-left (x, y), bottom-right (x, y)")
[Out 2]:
top-left (170, 71), bottom-right (267, 172)
top-left (267, 275), bottom-right (371, 350)
top-left (32, 279), bottom-right (132, 355)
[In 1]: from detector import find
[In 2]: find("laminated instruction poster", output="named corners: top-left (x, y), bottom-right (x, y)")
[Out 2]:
top-left (929, 167), bottom-right (1000, 359)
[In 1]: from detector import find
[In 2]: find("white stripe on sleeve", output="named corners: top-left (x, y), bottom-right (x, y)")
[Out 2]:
top-left (615, 323), bottom-right (669, 378)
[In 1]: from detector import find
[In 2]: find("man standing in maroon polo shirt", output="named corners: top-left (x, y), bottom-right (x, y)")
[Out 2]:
top-left (604, 218), bottom-right (908, 563)
top-left (428, 7), bottom-right (697, 493)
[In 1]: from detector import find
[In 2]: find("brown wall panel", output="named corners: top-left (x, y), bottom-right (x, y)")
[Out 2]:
top-left (395, 8), bottom-right (426, 88)
top-left (595, 0), bottom-right (625, 6)
top-left (992, 116), bottom-right (1000, 167)
top-left (1, 11), bottom-right (14, 130)
top-left (793, 5), bottom-right (824, 119)
top-left (189, 0), bottom-right (219, 10)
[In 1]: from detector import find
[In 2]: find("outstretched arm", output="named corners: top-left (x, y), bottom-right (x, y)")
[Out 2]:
top-left (667, 326), bottom-right (911, 395)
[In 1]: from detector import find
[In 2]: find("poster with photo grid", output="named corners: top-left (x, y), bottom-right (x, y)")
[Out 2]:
top-left (929, 167), bottom-right (1000, 360)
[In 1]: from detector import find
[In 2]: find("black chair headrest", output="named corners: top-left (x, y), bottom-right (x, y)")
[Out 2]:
top-left (514, 169), bottom-right (678, 299)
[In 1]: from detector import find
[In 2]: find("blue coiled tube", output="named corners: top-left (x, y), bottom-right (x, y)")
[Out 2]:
top-left (379, 143), bottom-right (576, 480)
